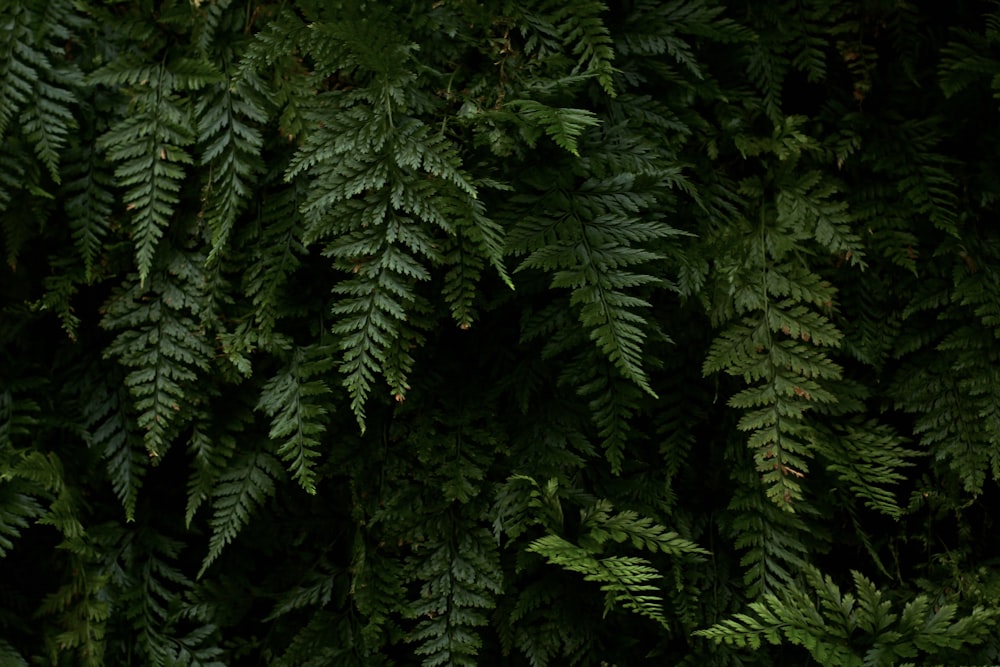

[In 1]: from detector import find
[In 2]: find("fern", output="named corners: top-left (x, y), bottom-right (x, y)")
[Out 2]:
top-left (696, 566), bottom-right (999, 666)
top-left (200, 448), bottom-right (282, 576)
top-left (235, 179), bottom-right (307, 349)
top-left (13, 450), bottom-right (109, 666)
top-left (0, 0), bottom-right (83, 179)
top-left (195, 67), bottom-right (267, 260)
top-left (0, 380), bottom-right (46, 559)
top-left (819, 419), bottom-right (917, 519)
top-left (506, 100), bottom-right (600, 156)
top-left (509, 171), bottom-right (679, 396)
top-left (4, 2), bottom-right (1000, 665)
top-left (102, 248), bottom-right (215, 459)
top-left (84, 373), bottom-right (147, 522)
top-left (62, 140), bottom-right (115, 282)
top-left (529, 534), bottom-right (671, 626)
top-left (283, 18), bottom-right (497, 424)
top-left (0, 640), bottom-right (27, 667)
top-left (515, 480), bottom-right (707, 628)
top-left (408, 527), bottom-right (504, 667)
top-left (725, 463), bottom-right (814, 597)
top-left (256, 344), bottom-right (335, 494)
top-left (93, 57), bottom-right (221, 283)
top-left (0, 481), bottom-right (42, 557)
top-left (182, 397), bottom-right (253, 531)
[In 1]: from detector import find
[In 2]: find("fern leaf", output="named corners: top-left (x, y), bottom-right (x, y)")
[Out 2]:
top-left (820, 420), bottom-right (916, 518)
top-left (196, 70), bottom-right (266, 260)
top-left (62, 143), bottom-right (115, 281)
top-left (528, 534), bottom-right (670, 627)
top-left (507, 100), bottom-right (600, 156)
top-left (102, 251), bottom-right (215, 458)
top-left (575, 358), bottom-right (640, 472)
top-left (200, 449), bottom-right (282, 576)
top-left (555, 1), bottom-right (616, 95)
top-left (184, 414), bottom-right (239, 528)
top-left (0, 640), bottom-right (27, 667)
top-left (85, 376), bottom-right (147, 521)
top-left (239, 180), bottom-right (307, 343)
top-left (0, 1), bottom-right (43, 138)
top-left (409, 528), bottom-right (503, 667)
top-left (94, 60), bottom-right (209, 283)
top-left (256, 345), bottom-right (335, 494)
top-left (697, 565), bottom-right (998, 665)
top-left (510, 174), bottom-right (678, 398)
top-left (0, 479), bottom-right (44, 557)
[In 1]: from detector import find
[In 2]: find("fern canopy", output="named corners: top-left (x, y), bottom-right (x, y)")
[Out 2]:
top-left (2, 0), bottom-right (1000, 665)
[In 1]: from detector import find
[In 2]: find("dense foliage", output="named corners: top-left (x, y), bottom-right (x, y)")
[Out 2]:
top-left (3, 0), bottom-right (1000, 664)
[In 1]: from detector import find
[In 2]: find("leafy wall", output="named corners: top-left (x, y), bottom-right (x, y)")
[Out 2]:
top-left (2, 0), bottom-right (1000, 664)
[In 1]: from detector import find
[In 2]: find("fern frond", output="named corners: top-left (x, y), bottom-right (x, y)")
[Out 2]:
top-left (574, 357), bottom-right (641, 472)
top-left (727, 468), bottom-right (813, 597)
top-left (62, 142), bottom-right (115, 282)
top-left (102, 250), bottom-right (215, 459)
top-left (528, 534), bottom-right (670, 626)
top-left (0, 0), bottom-right (83, 172)
top-left (286, 57), bottom-right (496, 424)
top-left (0, 478), bottom-right (44, 557)
top-left (196, 69), bottom-right (267, 260)
top-left (84, 376), bottom-right (147, 522)
top-left (408, 528), bottom-right (503, 667)
top-left (819, 419), bottom-right (916, 518)
top-left (579, 499), bottom-right (709, 556)
top-left (256, 345), bottom-right (335, 494)
top-left (552, 1), bottom-right (616, 95)
top-left (506, 100), bottom-right (600, 156)
top-left (200, 449), bottom-right (282, 576)
top-left (238, 180), bottom-right (307, 345)
top-left (184, 410), bottom-right (240, 528)
top-left (697, 565), bottom-right (998, 666)
top-left (95, 59), bottom-right (212, 283)
top-left (0, 640), bottom-right (27, 667)
top-left (510, 173), bottom-right (679, 397)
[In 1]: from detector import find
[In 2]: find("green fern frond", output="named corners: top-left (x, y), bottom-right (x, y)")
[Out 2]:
top-left (528, 534), bottom-right (670, 627)
top-left (37, 561), bottom-right (109, 667)
top-left (200, 449), bottom-right (282, 576)
top-left (0, 640), bottom-right (27, 667)
top-left (408, 528), bottom-right (503, 667)
top-left (575, 358), bottom-right (640, 472)
top-left (552, 1), bottom-right (616, 95)
top-left (101, 251), bottom-right (215, 459)
top-left (256, 345), bottom-right (336, 494)
top-left (62, 142), bottom-right (115, 282)
top-left (0, 0), bottom-right (83, 172)
top-left (84, 376), bottom-right (147, 522)
top-left (350, 530), bottom-right (408, 655)
top-left (579, 500), bottom-right (709, 556)
top-left (819, 419), bottom-right (916, 519)
top-left (506, 100), bottom-right (600, 156)
top-left (94, 59), bottom-right (213, 283)
top-left (196, 70), bottom-right (266, 260)
top-left (745, 36), bottom-right (788, 124)
top-left (0, 478), bottom-right (44, 557)
top-left (239, 180), bottom-right (307, 344)
top-left (285, 61), bottom-right (496, 424)
top-left (727, 467), bottom-right (813, 597)
top-left (696, 565), bottom-right (998, 666)
top-left (509, 173), bottom-right (679, 397)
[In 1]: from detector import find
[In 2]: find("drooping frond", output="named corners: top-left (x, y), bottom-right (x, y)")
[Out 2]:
top-left (93, 57), bottom-right (221, 283)
top-left (200, 449), bottom-right (283, 576)
top-left (101, 248), bottom-right (216, 459)
top-left (256, 344), bottom-right (336, 494)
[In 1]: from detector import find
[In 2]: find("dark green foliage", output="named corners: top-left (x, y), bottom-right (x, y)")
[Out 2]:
top-left (3, 0), bottom-right (1000, 665)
